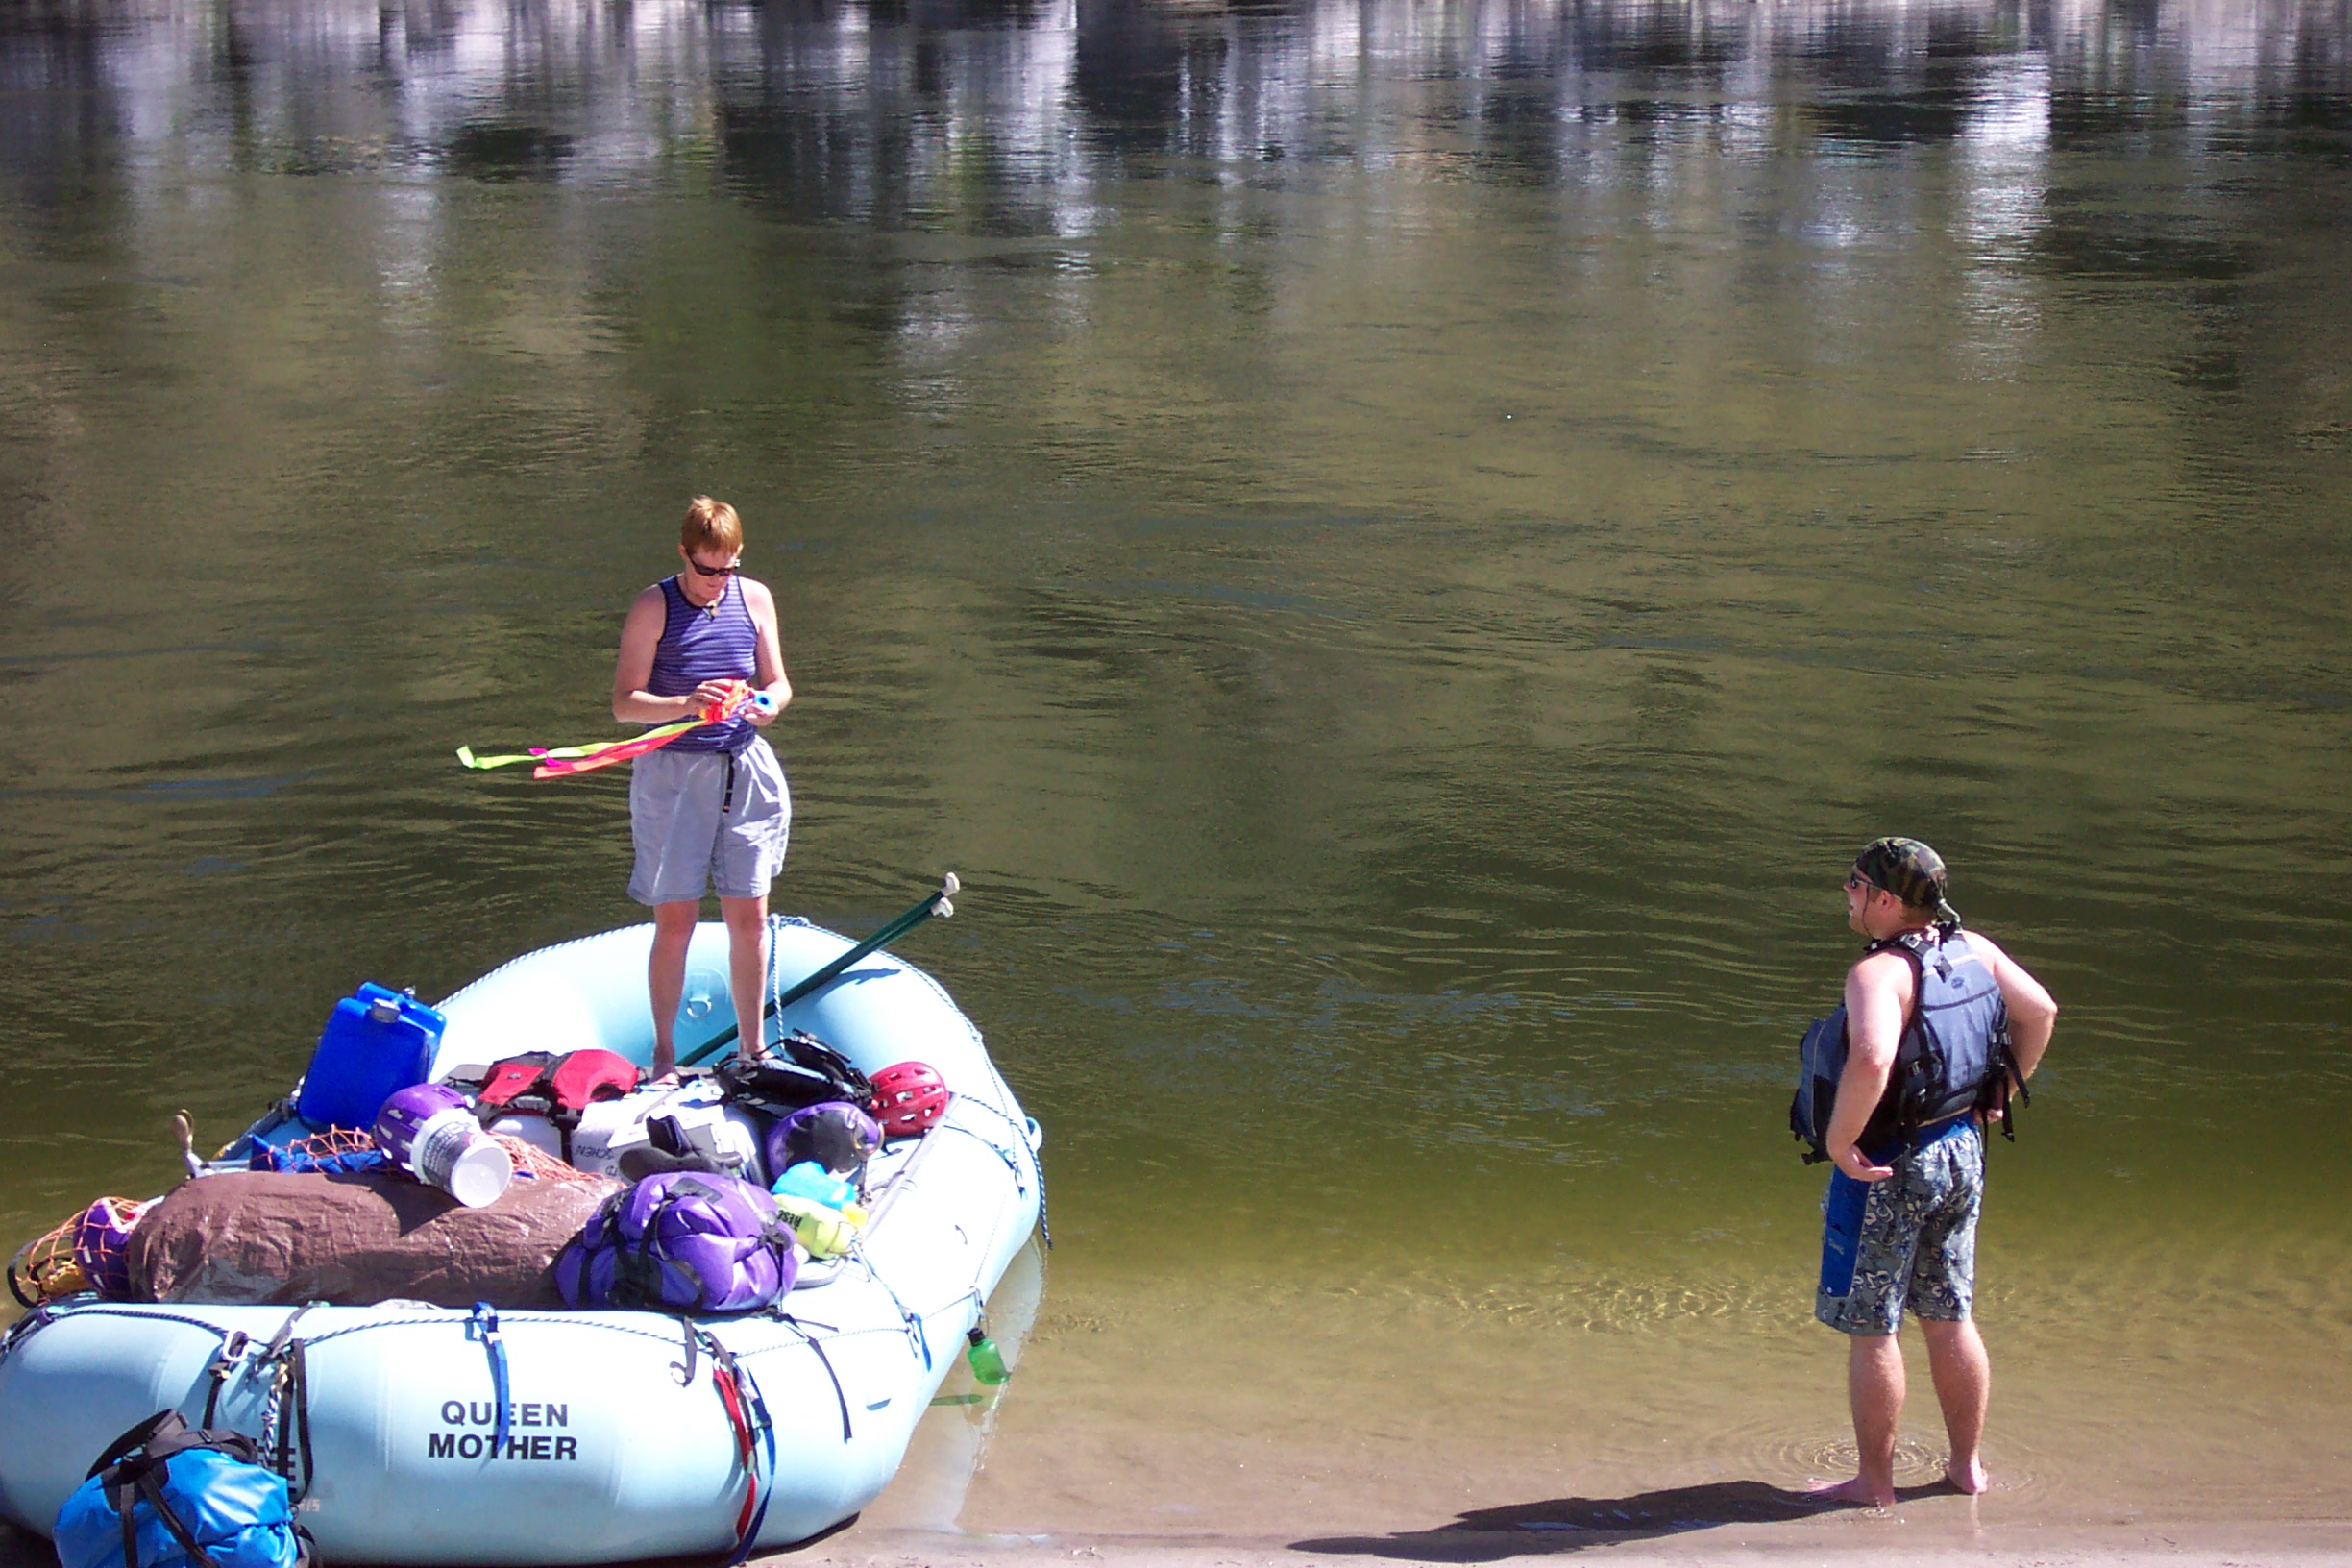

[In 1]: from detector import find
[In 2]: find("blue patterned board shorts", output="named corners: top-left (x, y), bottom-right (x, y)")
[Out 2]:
top-left (1816, 1117), bottom-right (1983, 1335)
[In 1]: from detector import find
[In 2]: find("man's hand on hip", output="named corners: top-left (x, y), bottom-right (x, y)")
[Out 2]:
top-left (1832, 1143), bottom-right (1895, 1183)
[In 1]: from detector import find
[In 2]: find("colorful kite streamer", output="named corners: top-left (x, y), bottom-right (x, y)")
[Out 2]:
top-left (457, 681), bottom-right (771, 780)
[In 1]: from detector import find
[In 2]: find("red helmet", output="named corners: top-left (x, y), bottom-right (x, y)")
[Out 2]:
top-left (869, 1061), bottom-right (950, 1137)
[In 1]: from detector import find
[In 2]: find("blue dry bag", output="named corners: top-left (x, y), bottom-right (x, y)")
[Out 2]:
top-left (55, 1411), bottom-right (311, 1568)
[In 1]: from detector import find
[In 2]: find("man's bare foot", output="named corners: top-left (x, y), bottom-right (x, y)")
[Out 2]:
top-left (1806, 1477), bottom-right (1896, 1508)
top-left (1945, 1456), bottom-right (1989, 1494)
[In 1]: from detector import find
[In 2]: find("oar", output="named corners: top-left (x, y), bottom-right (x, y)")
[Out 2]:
top-left (678, 873), bottom-right (960, 1068)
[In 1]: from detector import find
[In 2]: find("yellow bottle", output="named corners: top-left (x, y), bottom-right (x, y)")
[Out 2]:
top-left (772, 1193), bottom-right (865, 1258)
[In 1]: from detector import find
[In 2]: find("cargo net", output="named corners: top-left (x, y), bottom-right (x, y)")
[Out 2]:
top-left (251, 1126), bottom-right (384, 1175)
top-left (491, 1134), bottom-right (603, 1187)
top-left (280, 1127), bottom-right (378, 1161)
top-left (8, 1195), bottom-right (146, 1308)
top-left (265, 1128), bottom-right (598, 1187)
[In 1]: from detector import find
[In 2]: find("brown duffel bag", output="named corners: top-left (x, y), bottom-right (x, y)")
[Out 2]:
top-left (127, 1168), bottom-right (623, 1309)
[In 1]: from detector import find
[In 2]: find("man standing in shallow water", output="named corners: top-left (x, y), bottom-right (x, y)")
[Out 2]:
top-left (611, 497), bottom-right (793, 1079)
top-left (1813, 838), bottom-right (2057, 1507)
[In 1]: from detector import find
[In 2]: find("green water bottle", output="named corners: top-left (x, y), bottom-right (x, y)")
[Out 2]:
top-left (965, 1325), bottom-right (1010, 1385)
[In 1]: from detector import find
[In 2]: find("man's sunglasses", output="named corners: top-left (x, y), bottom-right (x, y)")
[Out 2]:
top-left (686, 557), bottom-right (742, 577)
top-left (1845, 870), bottom-right (1887, 894)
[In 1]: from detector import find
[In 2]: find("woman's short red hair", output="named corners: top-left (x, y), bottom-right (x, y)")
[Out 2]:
top-left (681, 496), bottom-right (743, 557)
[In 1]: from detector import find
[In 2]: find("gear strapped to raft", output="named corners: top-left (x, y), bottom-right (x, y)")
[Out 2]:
top-left (713, 1033), bottom-right (874, 1118)
top-left (1789, 923), bottom-right (2028, 1164)
top-left (450, 1049), bottom-right (643, 1160)
top-left (556, 1171), bottom-right (797, 1313)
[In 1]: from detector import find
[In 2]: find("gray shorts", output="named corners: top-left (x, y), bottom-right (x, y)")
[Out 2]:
top-left (627, 737), bottom-right (790, 905)
top-left (1816, 1117), bottom-right (1982, 1335)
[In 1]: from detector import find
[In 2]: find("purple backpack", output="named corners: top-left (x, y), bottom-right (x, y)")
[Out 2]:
top-left (555, 1172), bottom-right (797, 1312)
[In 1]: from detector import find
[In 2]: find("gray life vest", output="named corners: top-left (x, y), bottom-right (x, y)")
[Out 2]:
top-left (1789, 925), bottom-right (2021, 1164)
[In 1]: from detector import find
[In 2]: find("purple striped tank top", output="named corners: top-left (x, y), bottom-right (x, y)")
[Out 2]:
top-left (647, 576), bottom-right (758, 753)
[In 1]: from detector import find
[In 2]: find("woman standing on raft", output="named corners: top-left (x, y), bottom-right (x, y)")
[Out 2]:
top-left (611, 496), bottom-right (792, 1078)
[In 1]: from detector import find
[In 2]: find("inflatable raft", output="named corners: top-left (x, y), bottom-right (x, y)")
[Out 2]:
top-left (0, 915), bottom-right (1044, 1563)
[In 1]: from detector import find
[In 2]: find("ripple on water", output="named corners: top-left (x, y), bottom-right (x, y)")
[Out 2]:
top-left (1381, 1268), bottom-right (1796, 1335)
top-left (1680, 1414), bottom-right (2050, 1505)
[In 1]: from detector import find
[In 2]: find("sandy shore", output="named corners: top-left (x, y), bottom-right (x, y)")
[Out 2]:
top-left (800, 1518), bottom-right (2352, 1568)
top-left (12, 1506), bottom-right (2350, 1568)
top-left (8, 1242), bottom-right (2343, 1568)
top-left (12, 1515), bottom-right (2346, 1568)
top-left (776, 1250), bottom-right (2352, 1567)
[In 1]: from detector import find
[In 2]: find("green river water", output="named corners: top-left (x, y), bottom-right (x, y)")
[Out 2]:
top-left (1, 0), bottom-right (2347, 1545)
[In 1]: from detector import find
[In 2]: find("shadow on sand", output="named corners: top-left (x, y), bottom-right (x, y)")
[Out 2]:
top-left (1291, 1478), bottom-right (1966, 1560)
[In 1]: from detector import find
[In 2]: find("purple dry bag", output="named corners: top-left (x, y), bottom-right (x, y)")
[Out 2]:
top-left (764, 1101), bottom-right (882, 1182)
top-left (555, 1171), bottom-right (796, 1312)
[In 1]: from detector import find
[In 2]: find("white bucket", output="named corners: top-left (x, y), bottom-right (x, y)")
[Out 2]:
top-left (405, 1107), bottom-right (514, 1208)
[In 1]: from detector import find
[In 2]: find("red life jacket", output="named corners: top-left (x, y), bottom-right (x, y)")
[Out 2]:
top-left (473, 1049), bottom-right (642, 1127)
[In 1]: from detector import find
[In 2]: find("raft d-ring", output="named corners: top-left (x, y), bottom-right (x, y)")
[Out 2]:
top-left (202, 1329), bottom-right (254, 1425)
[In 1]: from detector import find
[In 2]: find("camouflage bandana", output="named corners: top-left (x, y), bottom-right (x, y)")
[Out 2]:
top-left (1852, 836), bottom-right (1961, 926)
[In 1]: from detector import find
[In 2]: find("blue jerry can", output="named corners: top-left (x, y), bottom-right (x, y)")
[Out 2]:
top-left (294, 982), bottom-right (446, 1131)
